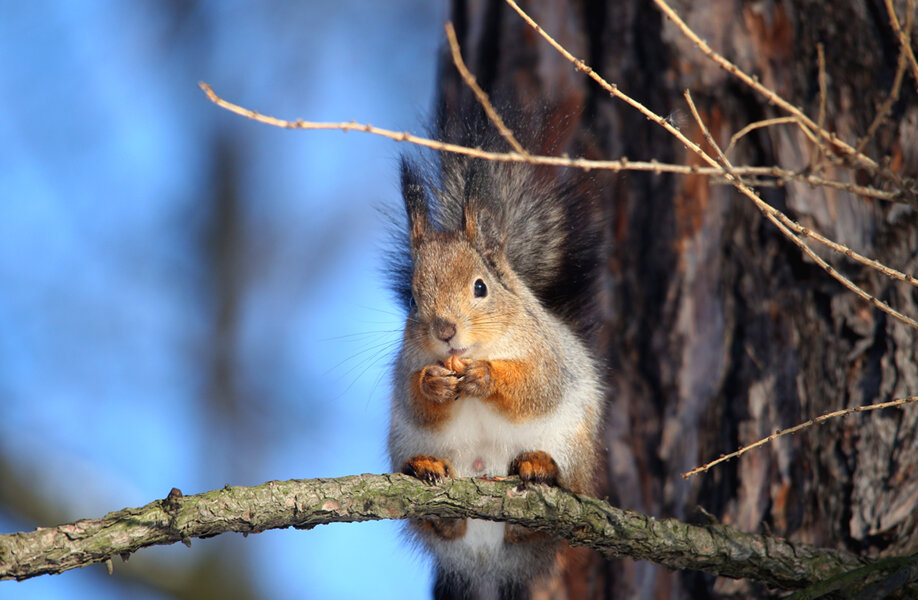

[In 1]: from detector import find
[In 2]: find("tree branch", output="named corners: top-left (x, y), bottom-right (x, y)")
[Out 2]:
top-left (1, 473), bottom-right (869, 590)
top-left (0, 453), bottom-right (259, 599)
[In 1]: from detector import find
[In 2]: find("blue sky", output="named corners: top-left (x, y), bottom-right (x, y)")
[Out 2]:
top-left (0, 2), bottom-right (444, 598)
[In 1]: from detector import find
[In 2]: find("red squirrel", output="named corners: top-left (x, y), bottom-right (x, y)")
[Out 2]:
top-left (388, 122), bottom-right (604, 599)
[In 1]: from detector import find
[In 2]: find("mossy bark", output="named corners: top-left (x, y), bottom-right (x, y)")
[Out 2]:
top-left (442, 1), bottom-right (918, 597)
top-left (0, 473), bottom-right (869, 589)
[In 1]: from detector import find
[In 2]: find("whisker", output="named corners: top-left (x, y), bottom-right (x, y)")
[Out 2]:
top-left (357, 304), bottom-right (407, 319)
top-left (334, 343), bottom-right (402, 402)
top-left (322, 336), bottom-right (402, 377)
top-left (319, 329), bottom-right (403, 343)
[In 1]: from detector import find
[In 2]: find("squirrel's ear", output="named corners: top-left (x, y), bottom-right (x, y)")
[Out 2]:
top-left (462, 200), bottom-right (478, 243)
top-left (401, 158), bottom-right (429, 246)
top-left (467, 201), bottom-right (506, 265)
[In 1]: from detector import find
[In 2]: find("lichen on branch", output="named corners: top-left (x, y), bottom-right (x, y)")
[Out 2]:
top-left (1, 473), bottom-right (867, 589)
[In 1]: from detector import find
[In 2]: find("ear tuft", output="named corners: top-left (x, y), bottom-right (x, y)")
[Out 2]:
top-left (401, 158), bottom-right (429, 246)
top-left (462, 198), bottom-right (478, 243)
top-left (469, 204), bottom-right (506, 267)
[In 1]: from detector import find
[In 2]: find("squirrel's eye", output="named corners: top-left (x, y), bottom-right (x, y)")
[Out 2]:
top-left (474, 279), bottom-right (487, 298)
top-left (407, 294), bottom-right (416, 311)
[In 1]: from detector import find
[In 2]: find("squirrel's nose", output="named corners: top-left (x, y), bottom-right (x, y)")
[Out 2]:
top-left (432, 318), bottom-right (456, 342)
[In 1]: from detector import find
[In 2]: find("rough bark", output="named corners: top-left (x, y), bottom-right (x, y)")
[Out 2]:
top-left (442, 1), bottom-right (918, 598)
top-left (7, 2), bottom-right (914, 598)
top-left (0, 473), bottom-right (873, 590)
top-left (0, 455), bottom-right (259, 600)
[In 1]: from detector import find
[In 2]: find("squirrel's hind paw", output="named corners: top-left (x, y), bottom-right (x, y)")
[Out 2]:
top-left (401, 455), bottom-right (455, 485)
top-left (509, 451), bottom-right (560, 486)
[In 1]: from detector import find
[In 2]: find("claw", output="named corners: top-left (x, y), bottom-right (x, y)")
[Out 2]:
top-left (401, 455), bottom-right (455, 484)
top-left (509, 451), bottom-right (559, 486)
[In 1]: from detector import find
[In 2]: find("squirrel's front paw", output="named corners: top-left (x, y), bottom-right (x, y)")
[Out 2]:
top-left (510, 450), bottom-right (560, 486)
top-left (456, 359), bottom-right (492, 398)
top-left (418, 364), bottom-right (459, 404)
top-left (401, 455), bottom-right (455, 484)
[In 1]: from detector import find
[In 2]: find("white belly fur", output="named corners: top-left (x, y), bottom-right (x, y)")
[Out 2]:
top-left (432, 396), bottom-right (576, 478)
top-left (396, 391), bottom-right (589, 567)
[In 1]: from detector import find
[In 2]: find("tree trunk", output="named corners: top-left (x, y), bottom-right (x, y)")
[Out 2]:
top-left (440, 1), bottom-right (918, 598)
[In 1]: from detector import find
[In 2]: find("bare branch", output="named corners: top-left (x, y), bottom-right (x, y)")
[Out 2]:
top-left (444, 22), bottom-right (530, 157)
top-left (198, 84), bottom-right (904, 203)
top-left (0, 473), bottom-right (872, 590)
top-left (856, 14), bottom-right (911, 155)
top-left (651, 0), bottom-right (885, 177)
top-left (684, 89), bottom-right (918, 328)
top-left (884, 0), bottom-right (918, 91)
top-left (726, 116), bottom-right (800, 156)
top-left (201, 1), bottom-right (918, 325)
top-left (684, 395), bottom-right (918, 479)
top-left (505, 0), bottom-right (918, 327)
top-left (196, 83), bottom-right (707, 177)
top-left (503, 0), bottom-right (701, 159)
top-left (810, 43), bottom-right (828, 173)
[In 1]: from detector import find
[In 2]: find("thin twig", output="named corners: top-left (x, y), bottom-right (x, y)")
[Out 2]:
top-left (683, 89), bottom-right (918, 325)
top-left (503, 0), bottom-right (702, 159)
top-left (787, 172), bottom-right (894, 201)
top-left (737, 168), bottom-right (901, 202)
top-left (727, 117), bottom-right (807, 156)
top-left (809, 43), bottom-right (828, 173)
top-left (683, 394), bottom-right (918, 479)
top-left (885, 0), bottom-right (918, 91)
top-left (857, 41), bottom-right (909, 154)
top-left (817, 43), bottom-right (828, 139)
top-left (199, 83), bottom-right (900, 201)
top-left (652, 0), bottom-right (884, 176)
top-left (651, 0), bottom-right (915, 208)
top-left (504, 0), bottom-right (918, 325)
top-left (205, 17), bottom-right (918, 297)
top-left (790, 216), bottom-right (918, 289)
top-left (444, 22), bottom-right (530, 157)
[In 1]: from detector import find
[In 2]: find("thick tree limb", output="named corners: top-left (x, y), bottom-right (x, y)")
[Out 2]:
top-left (1, 474), bottom-right (868, 589)
top-left (0, 454), bottom-right (258, 599)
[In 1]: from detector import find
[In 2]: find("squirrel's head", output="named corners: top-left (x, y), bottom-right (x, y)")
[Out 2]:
top-left (401, 160), bottom-right (519, 361)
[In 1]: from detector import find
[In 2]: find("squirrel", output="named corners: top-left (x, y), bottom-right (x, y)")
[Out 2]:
top-left (387, 115), bottom-right (605, 600)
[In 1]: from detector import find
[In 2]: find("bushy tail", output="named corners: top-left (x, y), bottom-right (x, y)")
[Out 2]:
top-left (433, 565), bottom-right (529, 600)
